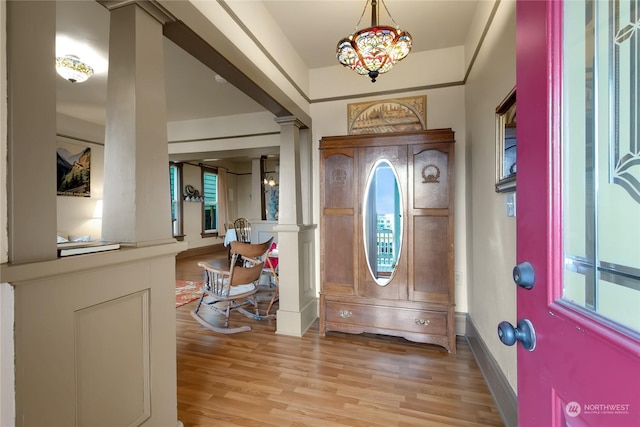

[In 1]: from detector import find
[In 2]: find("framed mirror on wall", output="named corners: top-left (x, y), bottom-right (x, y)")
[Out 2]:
top-left (495, 87), bottom-right (517, 192)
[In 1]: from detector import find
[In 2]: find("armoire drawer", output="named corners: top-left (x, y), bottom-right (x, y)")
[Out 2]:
top-left (324, 301), bottom-right (448, 336)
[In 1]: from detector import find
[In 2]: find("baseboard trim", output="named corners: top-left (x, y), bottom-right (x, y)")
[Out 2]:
top-left (455, 311), bottom-right (467, 336)
top-left (465, 314), bottom-right (518, 427)
top-left (176, 244), bottom-right (225, 259)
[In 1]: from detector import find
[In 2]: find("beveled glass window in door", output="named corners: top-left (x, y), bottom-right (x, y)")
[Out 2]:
top-left (562, 0), bottom-right (640, 334)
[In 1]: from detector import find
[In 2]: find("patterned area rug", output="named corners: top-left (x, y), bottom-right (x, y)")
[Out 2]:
top-left (176, 280), bottom-right (203, 308)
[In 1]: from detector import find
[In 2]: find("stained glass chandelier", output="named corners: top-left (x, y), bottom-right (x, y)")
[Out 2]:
top-left (337, 0), bottom-right (412, 83)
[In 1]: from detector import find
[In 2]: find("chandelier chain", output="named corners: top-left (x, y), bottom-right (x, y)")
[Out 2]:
top-left (351, 0), bottom-right (401, 33)
top-left (380, 0), bottom-right (400, 29)
top-left (351, 0), bottom-right (370, 34)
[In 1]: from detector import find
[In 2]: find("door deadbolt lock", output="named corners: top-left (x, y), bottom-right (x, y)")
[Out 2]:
top-left (498, 319), bottom-right (537, 351)
top-left (513, 262), bottom-right (535, 289)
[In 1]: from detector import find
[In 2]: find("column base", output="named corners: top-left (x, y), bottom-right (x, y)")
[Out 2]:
top-left (275, 297), bottom-right (318, 337)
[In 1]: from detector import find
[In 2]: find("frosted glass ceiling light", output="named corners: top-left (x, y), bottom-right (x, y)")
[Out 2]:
top-left (337, 0), bottom-right (412, 83)
top-left (55, 55), bottom-right (94, 83)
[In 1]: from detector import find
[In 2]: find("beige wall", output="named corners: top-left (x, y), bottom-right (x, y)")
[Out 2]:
top-left (167, 112), bottom-right (279, 149)
top-left (465, 0), bottom-right (517, 391)
top-left (309, 46), bottom-right (465, 100)
top-left (179, 160), bottom-right (257, 250)
top-left (56, 114), bottom-right (105, 241)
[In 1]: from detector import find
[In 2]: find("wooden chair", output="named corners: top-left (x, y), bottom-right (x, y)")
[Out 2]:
top-left (249, 241), bottom-right (280, 319)
top-left (232, 218), bottom-right (252, 265)
top-left (191, 237), bottom-right (274, 334)
top-left (262, 242), bottom-right (279, 316)
top-left (223, 222), bottom-right (235, 263)
top-left (233, 218), bottom-right (251, 243)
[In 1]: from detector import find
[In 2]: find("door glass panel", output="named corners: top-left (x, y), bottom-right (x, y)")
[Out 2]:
top-left (562, 0), bottom-right (640, 334)
top-left (363, 159), bottom-right (403, 286)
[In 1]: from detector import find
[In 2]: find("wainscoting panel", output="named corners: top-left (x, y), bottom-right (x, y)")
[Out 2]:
top-left (75, 290), bottom-right (151, 427)
top-left (7, 244), bottom-right (185, 427)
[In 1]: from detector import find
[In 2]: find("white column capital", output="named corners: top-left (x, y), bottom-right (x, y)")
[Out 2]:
top-left (274, 116), bottom-right (305, 129)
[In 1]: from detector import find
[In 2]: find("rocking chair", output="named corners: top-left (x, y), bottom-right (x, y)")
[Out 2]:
top-left (191, 237), bottom-right (274, 334)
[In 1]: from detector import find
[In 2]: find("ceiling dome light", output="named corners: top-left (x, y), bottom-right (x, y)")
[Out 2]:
top-left (337, 0), bottom-right (412, 83)
top-left (55, 55), bottom-right (94, 83)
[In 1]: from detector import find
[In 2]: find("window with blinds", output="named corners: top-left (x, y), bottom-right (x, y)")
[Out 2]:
top-left (202, 169), bottom-right (218, 233)
top-left (169, 163), bottom-right (182, 237)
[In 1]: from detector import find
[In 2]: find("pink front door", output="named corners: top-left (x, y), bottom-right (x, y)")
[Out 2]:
top-left (511, 0), bottom-right (640, 426)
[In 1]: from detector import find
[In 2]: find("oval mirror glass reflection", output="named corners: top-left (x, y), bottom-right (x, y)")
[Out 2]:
top-left (363, 159), bottom-right (403, 286)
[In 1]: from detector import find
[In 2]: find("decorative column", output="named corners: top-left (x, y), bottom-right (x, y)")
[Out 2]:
top-left (273, 117), bottom-right (317, 337)
top-left (101, 4), bottom-right (174, 247)
top-left (299, 127), bottom-right (313, 225)
top-left (6, 1), bottom-right (57, 262)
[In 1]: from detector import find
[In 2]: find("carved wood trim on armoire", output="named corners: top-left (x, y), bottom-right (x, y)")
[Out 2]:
top-left (319, 129), bottom-right (456, 353)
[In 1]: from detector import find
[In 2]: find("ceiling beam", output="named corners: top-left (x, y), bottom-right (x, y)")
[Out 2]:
top-left (163, 20), bottom-right (294, 121)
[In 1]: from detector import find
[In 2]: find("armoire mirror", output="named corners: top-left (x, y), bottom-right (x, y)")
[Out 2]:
top-left (363, 159), bottom-right (403, 286)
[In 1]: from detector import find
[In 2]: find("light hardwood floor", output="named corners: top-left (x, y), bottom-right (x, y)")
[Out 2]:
top-left (175, 250), bottom-right (505, 427)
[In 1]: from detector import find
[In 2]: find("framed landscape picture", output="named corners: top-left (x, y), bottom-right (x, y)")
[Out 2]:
top-left (347, 95), bottom-right (426, 135)
top-left (495, 87), bottom-right (516, 192)
top-left (57, 140), bottom-right (91, 197)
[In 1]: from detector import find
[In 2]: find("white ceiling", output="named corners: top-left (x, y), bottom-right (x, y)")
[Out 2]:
top-left (56, 0), bottom-right (478, 126)
top-left (262, 0), bottom-right (478, 70)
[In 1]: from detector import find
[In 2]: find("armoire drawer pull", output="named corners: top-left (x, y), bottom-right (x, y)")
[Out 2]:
top-left (415, 318), bottom-right (431, 327)
top-left (339, 310), bottom-right (352, 318)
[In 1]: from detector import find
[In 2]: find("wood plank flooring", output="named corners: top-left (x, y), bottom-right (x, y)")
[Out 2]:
top-left (176, 250), bottom-right (504, 426)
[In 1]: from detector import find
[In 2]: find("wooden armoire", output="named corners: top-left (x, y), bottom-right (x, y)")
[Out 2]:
top-left (319, 129), bottom-right (456, 353)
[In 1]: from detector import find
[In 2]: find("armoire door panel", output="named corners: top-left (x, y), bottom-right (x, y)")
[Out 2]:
top-left (359, 235), bottom-right (409, 300)
top-left (361, 146), bottom-right (407, 190)
top-left (411, 216), bottom-right (449, 297)
top-left (322, 151), bottom-right (355, 209)
top-left (412, 148), bottom-right (450, 209)
top-left (323, 215), bottom-right (356, 287)
top-left (362, 145), bottom-right (407, 163)
top-left (360, 270), bottom-right (403, 300)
